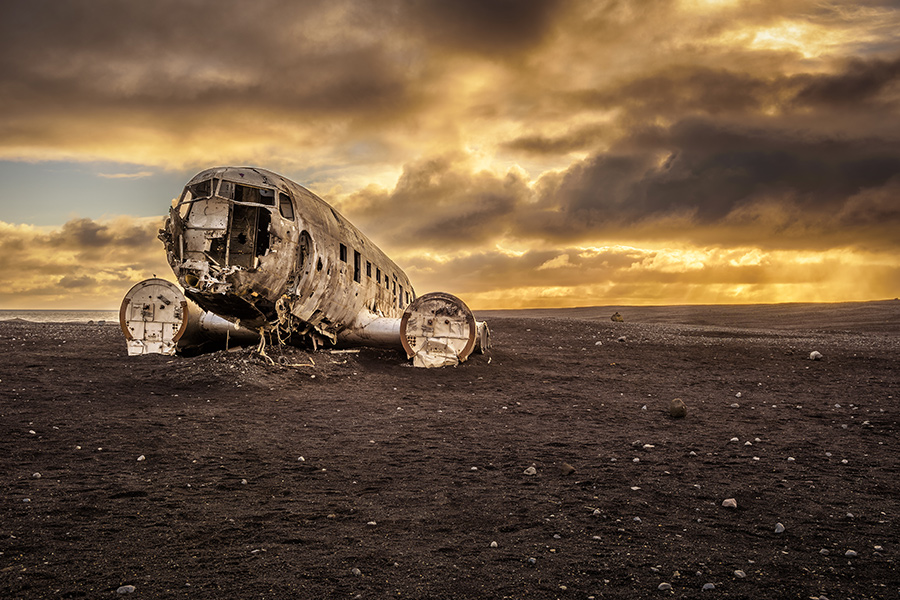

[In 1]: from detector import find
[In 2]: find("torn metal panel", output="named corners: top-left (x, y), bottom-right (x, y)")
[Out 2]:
top-left (400, 292), bottom-right (477, 367)
top-left (119, 278), bottom-right (259, 356)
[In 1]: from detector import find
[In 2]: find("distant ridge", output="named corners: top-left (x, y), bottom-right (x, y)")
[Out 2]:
top-left (475, 299), bottom-right (900, 334)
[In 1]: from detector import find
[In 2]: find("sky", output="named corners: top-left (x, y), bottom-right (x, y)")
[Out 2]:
top-left (1, 0), bottom-right (899, 310)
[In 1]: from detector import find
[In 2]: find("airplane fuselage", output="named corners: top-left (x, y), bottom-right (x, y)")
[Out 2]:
top-left (160, 166), bottom-right (415, 346)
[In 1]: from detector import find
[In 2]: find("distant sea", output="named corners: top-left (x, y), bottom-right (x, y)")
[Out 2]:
top-left (0, 310), bottom-right (119, 323)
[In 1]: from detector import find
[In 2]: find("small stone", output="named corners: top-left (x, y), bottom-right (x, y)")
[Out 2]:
top-left (523, 466), bottom-right (537, 476)
top-left (527, 557), bottom-right (537, 565)
top-left (744, 441), bottom-right (752, 446)
top-left (298, 456), bottom-right (305, 461)
top-left (633, 517), bottom-right (642, 523)
top-left (846, 512), bottom-right (854, 518)
top-left (658, 582), bottom-right (672, 591)
top-left (809, 350), bottom-right (823, 360)
top-left (819, 548), bottom-right (830, 555)
top-left (470, 466), bottom-right (478, 471)
top-left (617, 336), bottom-right (627, 342)
top-left (702, 583), bottom-right (715, 590)
top-left (689, 451), bottom-right (697, 456)
top-left (633, 458), bottom-right (640, 463)
top-left (136, 455), bottom-right (145, 462)
top-left (775, 522), bottom-right (785, 534)
top-left (595, 341), bottom-right (603, 346)
top-left (116, 585), bottom-right (136, 594)
top-left (730, 437), bottom-right (739, 442)
top-left (32, 472), bottom-right (41, 479)
top-left (560, 462), bottom-right (576, 476)
top-left (845, 549), bottom-right (857, 557)
top-left (787, 457), bottom-right (795, 462)
top-left (367, 521), bottom-right (377, 526)
top-left (669, 398), bottom-right (687, 418)
top-left (490, 541), bottom-right (498, 548)
top-left (874, 545), bottom-right (884, 551)
top-left (730, 403), bottom-right (740, 408)
top-left (722, 498), bottom-right (738, 509)
top-left (241, 479), bottom-right (248, 485)
top-left (592, 509), bottom-right (601, 516)
top-left (734, 569), bottom-right (746, 578)
top-left (350, 567), bottom-right (362, 576)
top-left (735, 392), bottom-right (742, 398)
top-left (841, 459), bottom-right (848, 464)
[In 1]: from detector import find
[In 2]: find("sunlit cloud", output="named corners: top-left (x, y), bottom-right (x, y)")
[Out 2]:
top-left (0, 0), bottom-right (898, 309)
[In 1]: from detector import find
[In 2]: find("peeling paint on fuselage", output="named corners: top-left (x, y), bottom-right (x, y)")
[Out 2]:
top-left (160, 167), bottom-right (415, 347)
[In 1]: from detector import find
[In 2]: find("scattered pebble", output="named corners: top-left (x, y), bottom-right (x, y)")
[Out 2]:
top-left (730, 437), bottom-right (739, 442)
top-left (490, 541), bottom-right (498, 548)
top-left (730, 403), bottom-right (740, 408)
top-left (527, 557), bottom-right (537, 565)
top-left (787, 457), bottom-right (795, 462)
top-left (809, 351), bottom-right (823, 360)
top-left (734, 569), bottom-right (746, 578)
top-left (116, 585), bottom-right (136, 594)
top-left (136, 455), bottom-right (145, 462)
top-left (874, 545), bottom-right (884, 551)
top-left (658, 582), bottom-right (672, 591)
top-left (702, 583), bottom-right (715, 590)
top-left (592, 509), bottom-right (601, 516)
top-left (669, 398), bottom-right (687, 418)
top-left (298, 456), bottom-right (305, 461)
top-left (350, 567), bottom-right (362, 576)
top-left (845, 550), bottom-right (857, 557)
top-left (775, 522), bottom-right (785, 534)
top-left (819, 549), bottom-right (830, 555)
top-left (560, 462), bottom-right (576, 476)
top-left (617, 336), bottom-right (627, 343)
top-left (32, 472), bottom-right (41, 479)
top-left (523, 466), bottom-right (537, 476)
top-left (241, 479), bottom-right (248, 485)
top-left (367, 521), bottom-right (377, 526)
top-left (722, 498), bottom-right (738, 509)
top-left (595, 341), bottom-right (603, 346)
top-left (735, 392), bottom-right (742, 398)
top-left (633, 517), bottom-right (642, 523)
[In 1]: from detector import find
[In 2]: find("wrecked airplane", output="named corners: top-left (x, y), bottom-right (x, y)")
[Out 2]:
top-left (150, 166), bottom-right (489, 367)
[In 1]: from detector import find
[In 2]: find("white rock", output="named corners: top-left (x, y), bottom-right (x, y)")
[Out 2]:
top-left (595, 341), bottom-right (603, 346)
top-left (592, 509), bottom-right (601, 516)
top-left (633, 517), bottom-right (642, 523)
top-left (702, 583), bottom-right (715, 590)
top-left (775, 522), bottom-right (785, 534)
top-left (735, 392), bottom-right (742, 398)
top-left (351, 567), bottom-right (362, 576)
top-left (845, 549), bottom-right (857, 557)
top-left (730, 437), bottom-right (739, 442)
top-left (490, 541), bottom-right (498, 548)
top-left (32, 472), bottom-right (41, 479)
top-left (367, 521), bottom-right (377, 526)
top-left (116, 585), bottom-right (136, 594)
top-left (658, 582), bottom-right (672, 591)
top-left (136, 455), bottom-right (145, 462)
top-left (809, 350), bottom-right (823, 360)
top-left (241, 479), bottom-right (248, 485)
top-left (722, 498), bottom-right (738, 509)
top-left (523, 466), bottom-right (537, 476)
top-left (734, 569), bottom-right (746, 578)
top-left (787, 457), bottom-right (795, 462)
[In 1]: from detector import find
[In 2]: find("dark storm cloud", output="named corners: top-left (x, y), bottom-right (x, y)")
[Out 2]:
top-left (792, 55), bottom-right (900, 108)
top-left (343, 153), bottom-right (530, 250)
top-left (519, 118), bottom-right (900, 249)
top-left (501, 124), bottom-right (610, 155)
top-left (398, 0), bottom-right (567, 55)
top-left (0, 0), bottom-right (415, 120)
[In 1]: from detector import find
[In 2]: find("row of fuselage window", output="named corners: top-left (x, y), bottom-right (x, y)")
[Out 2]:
top-left (339, 243), bottom-right (411, 308)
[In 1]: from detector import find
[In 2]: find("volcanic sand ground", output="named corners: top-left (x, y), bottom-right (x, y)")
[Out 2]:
top-left (1, 301), bottom-right (898, 599)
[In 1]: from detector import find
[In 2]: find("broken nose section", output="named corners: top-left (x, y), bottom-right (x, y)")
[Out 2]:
top-left (400, 292), bottom-right (489, 368)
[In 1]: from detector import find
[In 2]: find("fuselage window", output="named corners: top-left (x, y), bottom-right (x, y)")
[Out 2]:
top-left (278, 193), bottom-right (294, 220)
top-left (339, 243), bottom-right (347, 262)
top-left (353, 250), bottom-right (361, 283)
